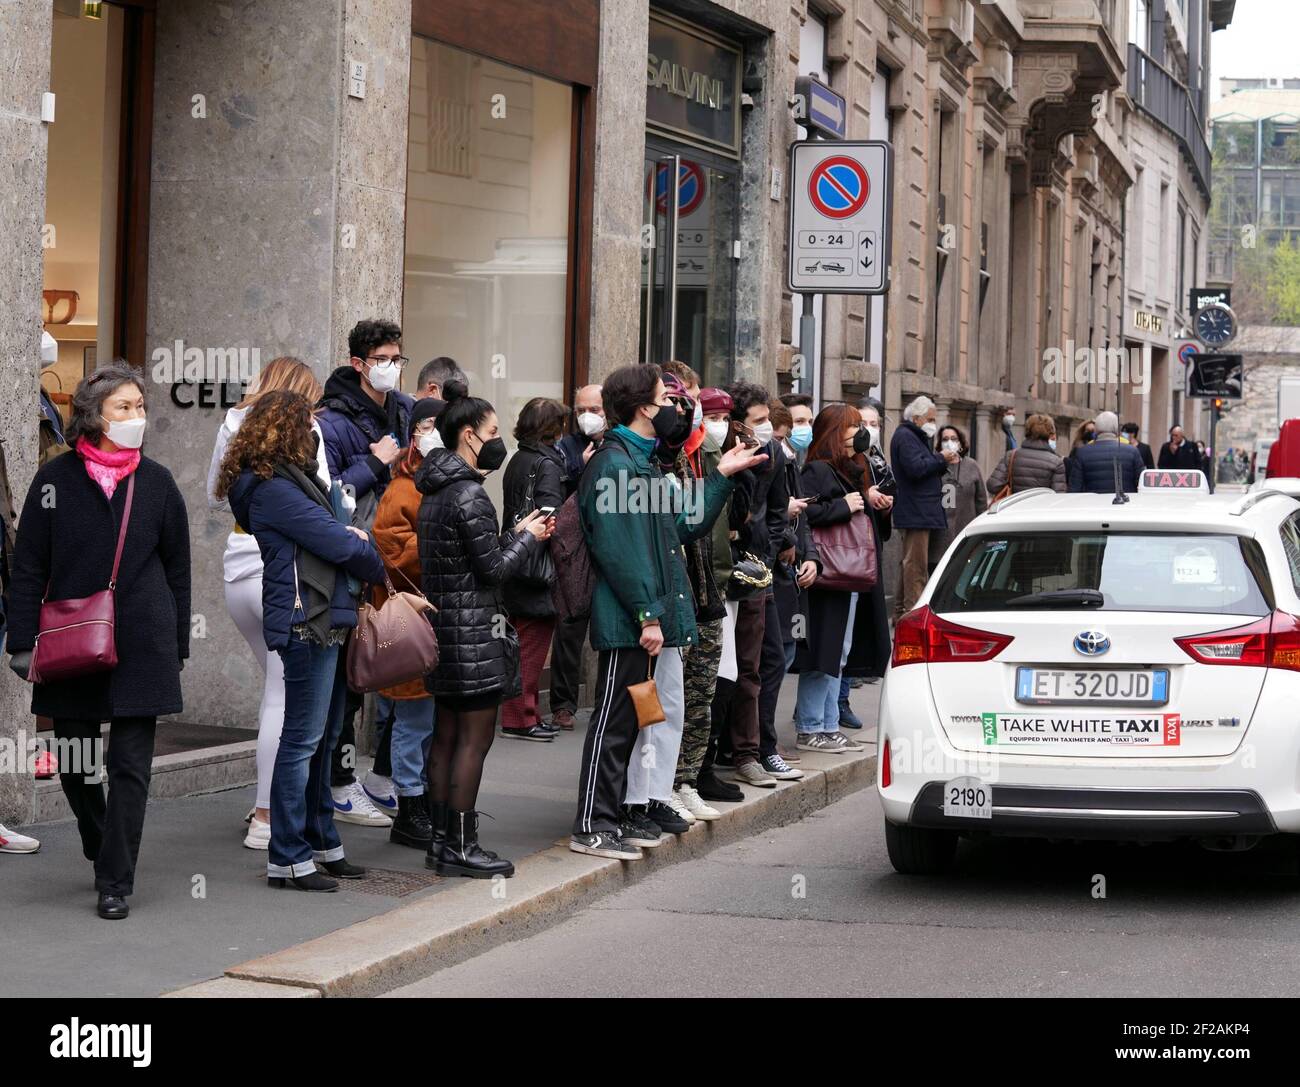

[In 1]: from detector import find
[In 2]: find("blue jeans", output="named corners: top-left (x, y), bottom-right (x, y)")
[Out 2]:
top-left (797, 593), bottom-right (859, 734)
top-left (269, 637), bottom-right (347, 878)
top-left (796, 671), bottom-right (841, 733)
top-left (376, 695), bottom-right (436, 797)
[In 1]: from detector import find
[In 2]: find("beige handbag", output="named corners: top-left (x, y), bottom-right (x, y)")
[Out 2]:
top-left (345, 563), bottom-right (439, 694)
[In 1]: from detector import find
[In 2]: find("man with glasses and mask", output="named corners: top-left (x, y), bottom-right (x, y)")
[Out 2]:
top-left (318, 318), bottom-right (415, 829)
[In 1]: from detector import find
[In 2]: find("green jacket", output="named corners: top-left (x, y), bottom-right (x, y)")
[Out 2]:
top-left (580, 428), bottom-right (734, 650)
top-left (699, 433), bottom-right (734, 592)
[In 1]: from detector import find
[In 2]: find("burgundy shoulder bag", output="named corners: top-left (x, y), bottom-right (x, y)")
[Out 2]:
top-left (28, 473), bottom-right (135, 684)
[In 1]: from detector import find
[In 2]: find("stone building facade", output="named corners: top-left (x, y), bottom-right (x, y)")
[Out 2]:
top-left (0, 0), bottom-right (1232, 823)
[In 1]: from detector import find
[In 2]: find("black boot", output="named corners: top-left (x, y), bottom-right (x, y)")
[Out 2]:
top-left (390, 793), bottom-right (433, 849)
top-left (436, 809), bottom-right (514, 879)
top-left (424, 796), bottom-right (448, 870)
top-left (429, 796), bottom-right (447, 849)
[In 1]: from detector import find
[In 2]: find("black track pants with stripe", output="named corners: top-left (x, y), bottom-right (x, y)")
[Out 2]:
top-left (573, 646), bottom-right (652, 836)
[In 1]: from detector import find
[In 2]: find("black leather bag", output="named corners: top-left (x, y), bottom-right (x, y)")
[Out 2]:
top-left (512, 460), bottom-right (556, 589)
top-left (726, 551), bottom-right (773, 600)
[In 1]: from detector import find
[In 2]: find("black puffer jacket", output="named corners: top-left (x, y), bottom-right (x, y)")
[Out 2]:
top-left (501, 441), bottom-right (566, 619)
top-left (415, 448), bottom-right (537, 702)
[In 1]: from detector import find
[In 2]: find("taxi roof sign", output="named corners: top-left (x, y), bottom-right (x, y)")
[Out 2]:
top-left (1139, 468), bottom-right (1209, 492)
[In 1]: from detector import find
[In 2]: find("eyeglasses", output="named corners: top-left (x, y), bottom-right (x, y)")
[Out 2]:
top-left (366, 355), bottom-right (409, 366)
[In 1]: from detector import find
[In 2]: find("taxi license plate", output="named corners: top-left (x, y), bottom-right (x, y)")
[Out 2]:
top-left (1015, 667), bottom-right (1168, 706)
top-left (942, 776), bottom-right (992, 820)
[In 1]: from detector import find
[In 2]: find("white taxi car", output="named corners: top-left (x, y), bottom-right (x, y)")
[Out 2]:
top-left (877, 469), bottom-right (1300, 874)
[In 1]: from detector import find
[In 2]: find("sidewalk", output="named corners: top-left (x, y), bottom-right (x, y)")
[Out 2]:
top-left (2, 678), bottom-right (879, 998)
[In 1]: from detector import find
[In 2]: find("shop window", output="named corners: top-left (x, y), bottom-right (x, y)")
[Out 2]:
top-left (42, 3), bottom-right (126, 398)
top-left (404, 37), bottom-right (573, 465)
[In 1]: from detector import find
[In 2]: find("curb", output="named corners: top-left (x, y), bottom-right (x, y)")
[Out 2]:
top-left (169, 748), bottom-right (876, 998)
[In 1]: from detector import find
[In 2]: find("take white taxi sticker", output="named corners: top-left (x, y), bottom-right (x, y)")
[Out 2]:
top-left (980, 712), bottom-right (1181, 747)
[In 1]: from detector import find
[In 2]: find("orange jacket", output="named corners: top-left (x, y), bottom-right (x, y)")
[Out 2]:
top-left (370, 473), bottom-right (430, 700)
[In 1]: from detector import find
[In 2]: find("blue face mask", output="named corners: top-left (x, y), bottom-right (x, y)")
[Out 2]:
top-left (789, 424), bottom-right (813, 450)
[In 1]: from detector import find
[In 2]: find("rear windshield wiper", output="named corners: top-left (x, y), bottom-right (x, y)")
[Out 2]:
top-left (1004, 588), bottom-right (1105, 608)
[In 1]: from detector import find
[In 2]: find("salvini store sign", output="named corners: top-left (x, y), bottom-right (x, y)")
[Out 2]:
top-left (645, 11), bottom-right (742, 156)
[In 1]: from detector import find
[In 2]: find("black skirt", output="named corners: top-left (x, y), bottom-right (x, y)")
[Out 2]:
top-left (437, 691), bottom-right (504, 713)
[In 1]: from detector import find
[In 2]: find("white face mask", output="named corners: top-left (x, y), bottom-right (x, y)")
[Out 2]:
top-left (866, 426), bottom-right (880, 449)
top-left (692, 402), bottom-right (703, 428)
top-left (921, 421), bottom-right (939, 439)
top-left (103, 416), bottom-right (146, 450)
top-left (416, 430), bottom-right (443, 456)
top-left (752, 421), bottom-right (774, 446)
top-left (1048, 438), bottom-right (1058, 451)
top-left (1004, 415), bottom-right (1016, 428)
top-left (577, 411), bottom-right (605, 438)
top-left (942, 439), bottom-right (959, 454)
top-left (704, 419), bottom-right (730, 446)
top-left (366, 361), bottom-right (400, 394)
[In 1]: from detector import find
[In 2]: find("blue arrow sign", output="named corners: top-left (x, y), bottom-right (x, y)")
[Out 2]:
top-left (796, 76), bottom-right (846, 140)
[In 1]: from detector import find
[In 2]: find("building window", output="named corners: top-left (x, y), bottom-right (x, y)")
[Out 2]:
top-left (1130, 0), bottom-right (1149, 52)
top-left (404, 36), bottom-right (573, 446)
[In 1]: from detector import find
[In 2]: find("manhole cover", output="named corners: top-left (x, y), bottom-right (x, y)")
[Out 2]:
top-left (348, 866), bottom-right (444, 897)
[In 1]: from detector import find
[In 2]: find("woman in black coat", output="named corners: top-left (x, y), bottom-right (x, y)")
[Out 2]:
top-left (499, 398), bottom-right (568, 741)
top-left (416, 380), bottom-right (553, 878)
top-left (793, 404), bottom-right (892, 754)
top-left (7, 362), bottom-right (190, 921)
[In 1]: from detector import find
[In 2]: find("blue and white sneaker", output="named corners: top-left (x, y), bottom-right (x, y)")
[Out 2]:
top-left (362, 771), bottom-right (398, 815)
top-left (331, 781), bottom-right (392, 827)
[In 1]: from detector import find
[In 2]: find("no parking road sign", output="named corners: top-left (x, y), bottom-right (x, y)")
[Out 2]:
top-left (789, 140), bottom-right (892, 294)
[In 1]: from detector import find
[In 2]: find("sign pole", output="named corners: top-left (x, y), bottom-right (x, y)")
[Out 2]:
top-left (1208, 399), bottom-right (1219, 495)
top-left (799, 291), bottom-right (820, 413)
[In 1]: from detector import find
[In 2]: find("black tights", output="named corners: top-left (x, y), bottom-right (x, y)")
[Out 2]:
top-left (428, 706), bottom-right (498, 812)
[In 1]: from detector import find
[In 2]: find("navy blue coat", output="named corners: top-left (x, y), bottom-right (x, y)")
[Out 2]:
top-left (1067, 437), bottom-right (1144, 494)
top-left (557, 432), bottom-right (593, 494)
top-left (317, 367), bottom-right (413, 512)
top-left (227, 469), bottom-right (385, 650)
top-left (889, 421), bottom-right (948, 530)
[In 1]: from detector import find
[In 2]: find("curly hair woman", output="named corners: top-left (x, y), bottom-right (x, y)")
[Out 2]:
top-left (206, 358), bottom-right (341, 849)
top-left (6, 362), bottom-right (191, 920)
top-left (217, 391), bottom-right (385, 893)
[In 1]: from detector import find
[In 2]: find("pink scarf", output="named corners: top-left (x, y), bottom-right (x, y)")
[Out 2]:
top-left (76, 436), bottom-right (140, 499)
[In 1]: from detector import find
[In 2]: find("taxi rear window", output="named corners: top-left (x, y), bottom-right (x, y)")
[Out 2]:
top-left (930, 532), bottom-right (1271, 615)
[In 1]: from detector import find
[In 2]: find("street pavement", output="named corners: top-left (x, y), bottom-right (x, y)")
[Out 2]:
top-left (0, 675), bottom-right (873, 997)
top-left (387, 783), bottom-right (1300, 999)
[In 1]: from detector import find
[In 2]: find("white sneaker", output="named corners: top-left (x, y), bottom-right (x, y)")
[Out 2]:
top-left (666, 791), bottom-right (697, 825)
top-left (0, 824), bottom-right (40, 854)
top-left (676, 783), bottom-right (721, 821)
top-left (331, 781), bottom-right (393, 826)
top-left (362, 771), bottom-right (398, 815)
top-left (243, 816), bottom-right (270, 850)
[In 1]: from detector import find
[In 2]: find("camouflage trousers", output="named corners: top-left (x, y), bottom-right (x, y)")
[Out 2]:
top-left (675, 618), bottom-right (724, 785)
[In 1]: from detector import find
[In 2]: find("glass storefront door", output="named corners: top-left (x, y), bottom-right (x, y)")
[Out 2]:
top-left (638, 142), bottom-right (738, 387)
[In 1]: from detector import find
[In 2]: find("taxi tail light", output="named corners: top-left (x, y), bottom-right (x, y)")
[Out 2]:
top-left (1175, 610), bottom-right (1300, 672)
top-left (891, 606), bottom-right (1013, 667)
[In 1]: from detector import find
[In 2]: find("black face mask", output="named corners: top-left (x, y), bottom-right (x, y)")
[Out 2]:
top-left (472, 433), bottom-right (508, 473)
top-left (852, 426), bottom-right (872, 455)
top-left (648, 403), bottom-right (680, 444)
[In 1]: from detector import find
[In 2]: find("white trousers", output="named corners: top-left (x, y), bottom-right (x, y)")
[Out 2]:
top-left (225, 575), bottom-right (285, 812)
top-left (624, 647), bottom-right (684, 806)
top-left (718, 601), bottom-right (739, 682)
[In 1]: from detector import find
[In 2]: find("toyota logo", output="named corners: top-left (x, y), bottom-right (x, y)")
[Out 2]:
top-left (1074, 631), bottom-right (1110, 656)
